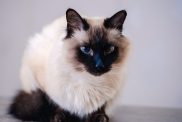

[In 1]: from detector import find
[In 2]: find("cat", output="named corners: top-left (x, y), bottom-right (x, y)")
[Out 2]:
top-left (9, 8), bottom-right (129, 122)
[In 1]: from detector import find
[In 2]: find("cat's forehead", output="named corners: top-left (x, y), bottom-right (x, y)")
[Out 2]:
top-left (73, 18), bottom-right (121, 45)
top-left (86, 17), bottom-right (104, 27)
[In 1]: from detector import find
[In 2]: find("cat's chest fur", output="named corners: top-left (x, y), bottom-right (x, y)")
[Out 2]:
top-left (44, 66), bottom-right (121, 117)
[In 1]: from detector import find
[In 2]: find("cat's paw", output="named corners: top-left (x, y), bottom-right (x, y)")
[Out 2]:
top-left (50, 112), bottom-right (65, 122)
top-left (92, 114), bottom-right (109, 122)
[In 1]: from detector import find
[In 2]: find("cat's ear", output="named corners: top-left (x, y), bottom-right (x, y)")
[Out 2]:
top-left (104, 10), bottom-right (127, 31)
top-left (66, 8), bottom-right (89, 34)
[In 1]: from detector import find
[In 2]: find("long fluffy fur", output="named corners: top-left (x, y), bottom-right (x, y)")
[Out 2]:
top-left (17, 13), bottom-right (129, 118)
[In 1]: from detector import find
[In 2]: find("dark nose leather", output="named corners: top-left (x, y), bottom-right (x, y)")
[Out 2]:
top-left (94, 53), bottom-right (105, 70)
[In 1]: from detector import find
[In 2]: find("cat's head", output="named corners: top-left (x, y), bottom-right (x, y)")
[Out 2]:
top-left (63, 8), bottom-right (129, 76)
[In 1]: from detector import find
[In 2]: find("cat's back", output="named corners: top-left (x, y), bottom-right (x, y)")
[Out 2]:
top-left (20, 16), bottom-right (67, 91)
top-left (25, 16), bottom-right (67, 58)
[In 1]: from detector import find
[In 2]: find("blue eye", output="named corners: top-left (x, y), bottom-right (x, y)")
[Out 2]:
top-left (80, 46), bottom-right (93, 56)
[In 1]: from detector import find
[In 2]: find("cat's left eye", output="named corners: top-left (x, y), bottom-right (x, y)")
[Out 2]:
top-left (80, 46), bottom-right (93, 56)
top-left (104, 46), bottom-right (115, 55)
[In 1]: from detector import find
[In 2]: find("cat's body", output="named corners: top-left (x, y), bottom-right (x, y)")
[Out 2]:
top-left (9, 9), bottom-right (129, 122)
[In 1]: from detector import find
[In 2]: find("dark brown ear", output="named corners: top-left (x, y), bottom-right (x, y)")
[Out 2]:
top-left (104, 10), bottom-right (127, 31)
top-left (66, 8), bottom-right (89, 38)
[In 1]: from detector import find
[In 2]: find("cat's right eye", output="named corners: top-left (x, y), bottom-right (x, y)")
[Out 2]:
top-left (104, 46), bottom-right (115, 55)
top-left (80, 46), bottom-right (93, 56)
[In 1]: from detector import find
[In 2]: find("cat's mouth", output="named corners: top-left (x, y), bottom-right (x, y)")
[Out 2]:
top-left (86, 67), bottom-right (110, 76)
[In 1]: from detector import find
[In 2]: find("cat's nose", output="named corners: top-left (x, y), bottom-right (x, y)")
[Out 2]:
top-left (94, 53), bottom-right (105, 70)
top-left (95, 59), bottom-right (104, 69)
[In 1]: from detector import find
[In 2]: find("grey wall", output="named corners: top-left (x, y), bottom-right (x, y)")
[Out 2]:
top-left (0, 0), bottom-right (182, 108)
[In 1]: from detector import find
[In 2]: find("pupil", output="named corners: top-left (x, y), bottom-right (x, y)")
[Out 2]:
top-left (84, 47), bottom-right (90, 52)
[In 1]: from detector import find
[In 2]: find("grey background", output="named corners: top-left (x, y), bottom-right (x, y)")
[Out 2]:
top-left (0, 0), bottom-right (182, 109)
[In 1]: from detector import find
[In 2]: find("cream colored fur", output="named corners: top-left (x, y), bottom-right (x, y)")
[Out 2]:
top-left (20, 15), bottom-right (129, 117)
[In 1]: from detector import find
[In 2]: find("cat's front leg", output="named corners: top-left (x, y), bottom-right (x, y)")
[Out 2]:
top-left (50, 108), bottom-right (66, 122)
top-left (91, 114), bottom-right (109, 122)
top-left (86, 105), bottom-right (109, 122)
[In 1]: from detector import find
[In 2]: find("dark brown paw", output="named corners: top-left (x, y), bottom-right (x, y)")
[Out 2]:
top-left (50, 112), bottom-right (65, 122)
top-left (93, 114), bottom-right (109, 122)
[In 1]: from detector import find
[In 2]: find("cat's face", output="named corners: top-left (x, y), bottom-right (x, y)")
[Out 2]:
top-left (64, 9), bottom-right (129, 76)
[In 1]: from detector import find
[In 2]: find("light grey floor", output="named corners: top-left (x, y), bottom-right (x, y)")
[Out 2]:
top-left (0, 98), bottom-right (182, 122)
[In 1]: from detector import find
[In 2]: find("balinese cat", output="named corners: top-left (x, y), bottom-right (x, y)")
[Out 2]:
top-left (9, 8), bottom-right (129, 122)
